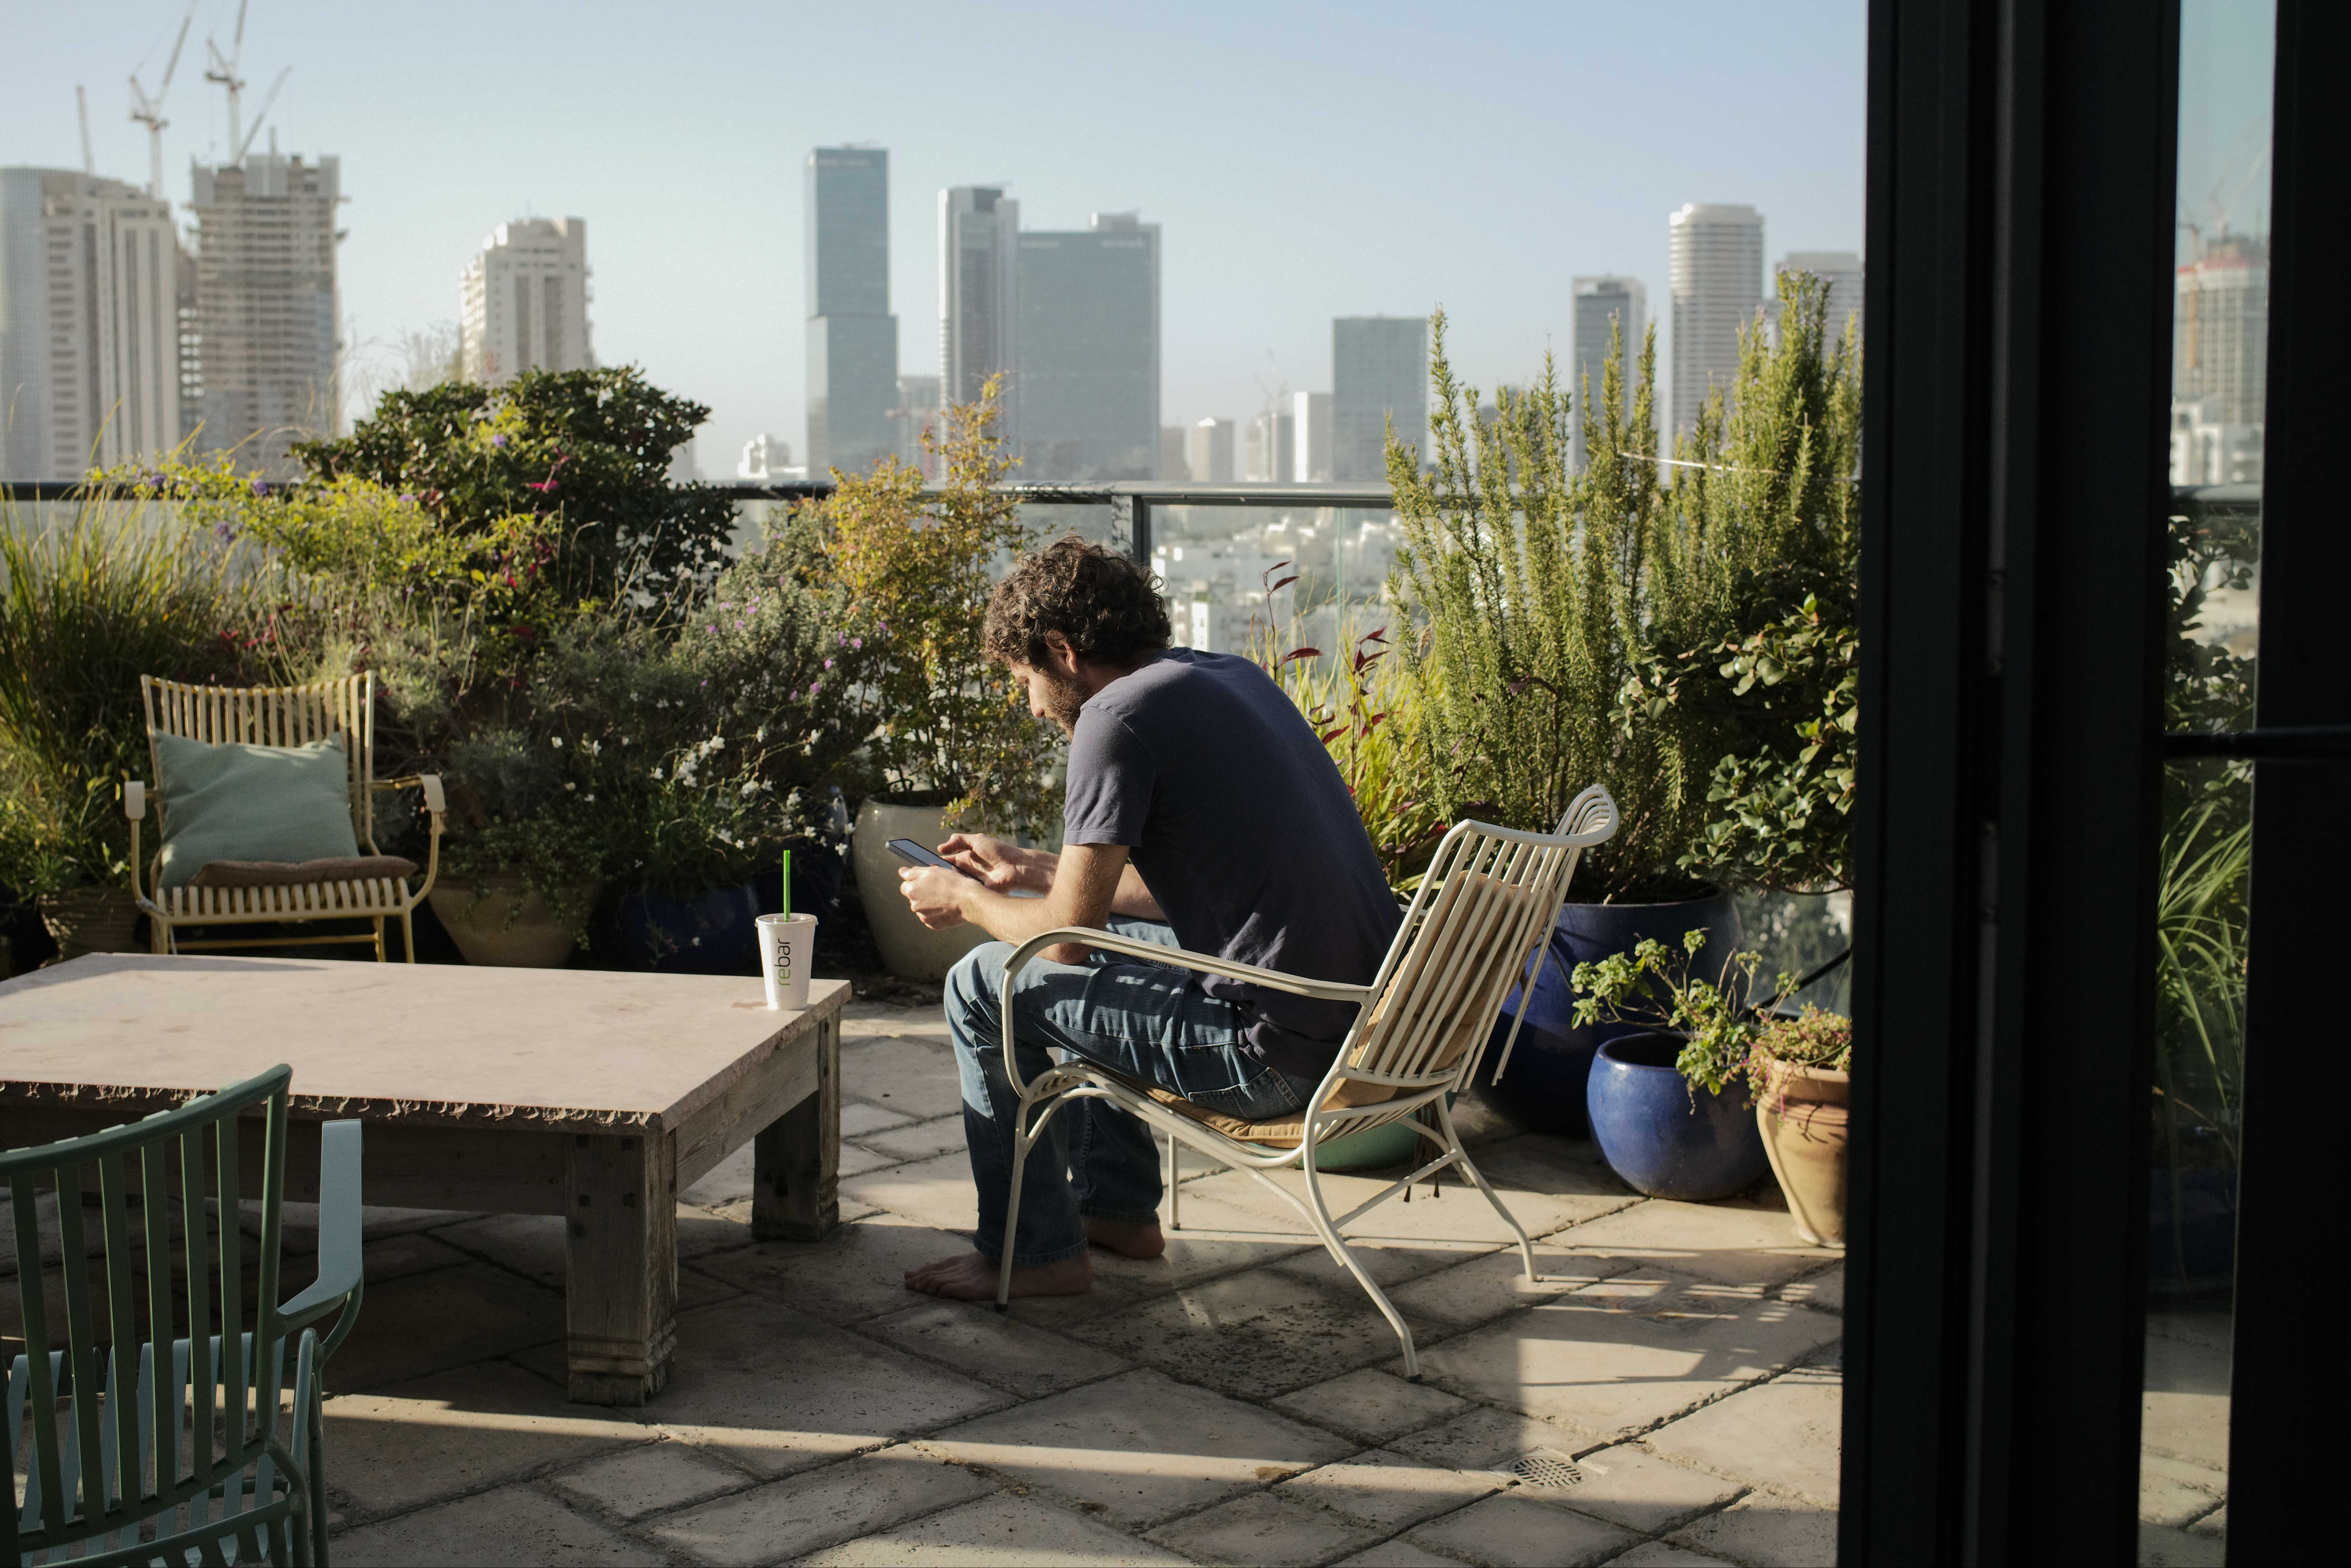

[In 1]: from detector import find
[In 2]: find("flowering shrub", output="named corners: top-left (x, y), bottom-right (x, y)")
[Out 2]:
top-left (803, 379), bottom-right (1060, 837)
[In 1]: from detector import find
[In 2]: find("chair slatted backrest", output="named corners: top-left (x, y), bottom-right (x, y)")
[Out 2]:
top-left (142, 674), bottom-right (377, 845)
top-left (3, 1066), bottom-right (297, 1564)
top-left (1340, 785), bottom-right (1619, 1094)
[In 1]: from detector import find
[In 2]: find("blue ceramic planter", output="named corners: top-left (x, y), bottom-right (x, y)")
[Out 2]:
top-left (1586, 1031), bottom-right (1770, 1200)
top-left (2148, 1167), bottom-right (2236, 1294)
top-left (1476, 892), bottom-right (1742, 1134)
top-left (618, 883), bottom-right (761, 974)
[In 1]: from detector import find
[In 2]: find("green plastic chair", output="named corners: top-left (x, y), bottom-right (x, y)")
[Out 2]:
top-left (3, 1066), bottom-right (363, 1566)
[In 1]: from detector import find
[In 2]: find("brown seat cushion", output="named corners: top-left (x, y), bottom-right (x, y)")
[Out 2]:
top-left (189, 855), bottom-right (420, 888)
top-left (1087, 1064), bottom-right (1404, 1150)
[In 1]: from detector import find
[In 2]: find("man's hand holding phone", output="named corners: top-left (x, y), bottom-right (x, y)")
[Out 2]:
top-left (894, 833), bottom-right (1056, 932)
top-left (936, 833), bottom-right (1053, 894)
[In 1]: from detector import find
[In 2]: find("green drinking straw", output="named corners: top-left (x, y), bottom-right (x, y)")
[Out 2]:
top-left (781, 849), bottom-right (793, 920)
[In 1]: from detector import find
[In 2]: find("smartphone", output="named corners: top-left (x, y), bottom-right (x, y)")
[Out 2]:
top-left (888, 838), bottom-right (980, 879)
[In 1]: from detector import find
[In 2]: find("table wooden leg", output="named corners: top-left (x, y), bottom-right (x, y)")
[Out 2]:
top-left (564, 1129), bottom-right (676, 1405)
top-left (754, 1011), bottom-right (839, 1242)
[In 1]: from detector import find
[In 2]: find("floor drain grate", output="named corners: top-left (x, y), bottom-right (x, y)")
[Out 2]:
top-left (1507, 1450), bottom-right (1585, 1490)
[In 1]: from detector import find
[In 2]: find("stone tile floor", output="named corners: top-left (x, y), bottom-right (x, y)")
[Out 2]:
top-left (259, 999), bottom-right (2222, 1565)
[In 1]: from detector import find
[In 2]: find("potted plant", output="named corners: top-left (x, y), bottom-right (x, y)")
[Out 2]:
top-left (803, 381), bottom-right (1061, 983)
top-left (594, 551), bottom-right (864, 973)
top-left (1570, 932), bottom-right (1774, 1200)
top-left (1388, 274), bottom-right (1860, 1132)
top-left (265, 369), bottom-right (750, 965)
top-left (1747, 1006), bottom-right (1852, 1245)
top-left (0, 473), bottom-right (256, 959)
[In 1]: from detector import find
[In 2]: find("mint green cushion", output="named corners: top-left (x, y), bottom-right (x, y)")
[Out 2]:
top-left (154, 731), bottom-right (362, 888)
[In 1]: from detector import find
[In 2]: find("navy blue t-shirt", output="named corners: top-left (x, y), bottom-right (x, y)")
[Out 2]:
top-left (1061, 649), bottom-right (1402, 1079)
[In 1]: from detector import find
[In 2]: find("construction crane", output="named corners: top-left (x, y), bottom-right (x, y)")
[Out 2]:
top-left (204, 0), bottom-right (251, 162)
top-left (234, 67), bottom-right (291, 163)
top-left (128, 1), bottom-right (197, 198)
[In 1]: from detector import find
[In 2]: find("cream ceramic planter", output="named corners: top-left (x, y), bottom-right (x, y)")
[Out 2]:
top-left (1754, 1057), bottom-right (1849, 1247)
top-left (428, 875), bottom-right (594, 968)
top-left (853, 799), bottom-right (988, 983)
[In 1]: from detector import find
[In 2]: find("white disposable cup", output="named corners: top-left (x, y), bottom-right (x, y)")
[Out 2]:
top-left (755, 913), bottom-right (817, 1010)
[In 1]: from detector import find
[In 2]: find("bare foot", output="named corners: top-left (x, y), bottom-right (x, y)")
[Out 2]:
top-left (903, 1248), bottom-right (1091, 1301)
top-left (1083, 1215), bottom-right (1166, 1260)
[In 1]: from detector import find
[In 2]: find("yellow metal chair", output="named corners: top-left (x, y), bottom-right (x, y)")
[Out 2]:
top-left (125, 674), bottom-right (445, 962)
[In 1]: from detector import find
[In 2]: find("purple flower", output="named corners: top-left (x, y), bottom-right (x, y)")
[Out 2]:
top-left (491, 433), bottom-right (509, 448)
top-left (808, 680), bottom-right (822, 695)
top-left (248, 476), bottom-right (269, 497)
top-left (850, 637), bottom-right (863, 650)
top-left (398, 492), bottom-right (417, 503)
top-left (823, 658), bottom-right (835, 670)
top-left (707, 624), bottom-right (719, 635)
top-left (212, 520), bottom-right (237, 544)
top-left (837, 632), bottom-right (848, 646)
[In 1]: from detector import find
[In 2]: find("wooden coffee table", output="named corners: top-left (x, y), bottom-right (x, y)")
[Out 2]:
top-left (0, 953), bottom-right (846, 1405)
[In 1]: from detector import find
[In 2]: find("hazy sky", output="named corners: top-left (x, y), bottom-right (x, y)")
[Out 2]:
top-left (4, 1), bottom-right (1870, 473)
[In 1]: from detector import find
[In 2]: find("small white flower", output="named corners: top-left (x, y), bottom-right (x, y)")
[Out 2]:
top-left (550, 736), bottom-right (564, 748)
top-left (651, 767), bottom-right (664, 780)
top-left (584, 792), bottom-right (595, 802)
top-left (563, 782), bottom-right (577, 791)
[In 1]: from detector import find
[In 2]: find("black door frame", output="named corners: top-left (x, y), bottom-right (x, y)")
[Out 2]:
top-left (1843, 1), bottom-right (2342, 1561)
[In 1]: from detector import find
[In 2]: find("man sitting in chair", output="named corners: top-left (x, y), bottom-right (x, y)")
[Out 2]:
top-left (898, 534), bottom-right (1401, 1300)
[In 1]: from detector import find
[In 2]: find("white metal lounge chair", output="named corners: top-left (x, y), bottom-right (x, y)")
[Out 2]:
top-left (126, 673), bottom-right (446, 963)
top-left (994, 785), bottom-right (1620, 1376)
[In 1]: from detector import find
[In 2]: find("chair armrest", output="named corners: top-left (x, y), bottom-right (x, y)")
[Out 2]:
top-left (123, 780), bottom-right (147, 820)
top-left (998, 926), bottom-right (1371, 1095)
top-left (280, 1119), bottom-right (364, 1357)
top-left (373, 773), bottom-right (447, 815)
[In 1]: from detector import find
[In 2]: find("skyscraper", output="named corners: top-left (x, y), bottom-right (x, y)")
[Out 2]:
top-left (1668, 202), bottom-right (1764, 438)
top-left (1159, 425), bottom-right (1188, 481)
top-left (1014, 212), bottom-right (1159, 480)
top-left (2174, 233), bottom-right (2266, 427)
top-left (459, 218), bottom-right (593, 386)
top-left (891, 373), bottom-right (943, 480)
top-left (1246, 404), bottom-right (1294, 483)
top-left (0, 169), bottom-right (183, 477)
top-left (1779, 249), bottom-right (1865, 344)
top-left (939, 186), bottom-right (1018, 425)
top-left (1332, 316), bottom-right (1427, 482)
top-left (186, 149), bottom-right (341, 474)
top-left (805, 148), bottom-right (898, 477)
top-left (1185, 417), bottom-right (1235, 485)
top-left (1570, 275), bottom-right (1647, 468)
top-left (1292, 391), bottom-right (1334, 482)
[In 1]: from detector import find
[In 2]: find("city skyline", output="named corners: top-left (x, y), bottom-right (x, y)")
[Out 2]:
top-left (4, 2), bottom-right (1869, 472)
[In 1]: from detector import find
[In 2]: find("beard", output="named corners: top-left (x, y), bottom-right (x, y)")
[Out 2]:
top-left (1036, 668), bottom-right (1089, 734)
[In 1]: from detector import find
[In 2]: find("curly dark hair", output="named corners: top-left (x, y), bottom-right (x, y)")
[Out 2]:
top-left (983, 533), bottom-right (1171, 669)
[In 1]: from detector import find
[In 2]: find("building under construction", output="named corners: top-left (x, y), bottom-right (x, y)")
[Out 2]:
top-left (184, 147), bottom-right (341, 475)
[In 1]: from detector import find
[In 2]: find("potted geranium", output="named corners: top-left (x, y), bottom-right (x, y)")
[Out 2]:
top-left (801, 380), bottom-right (1061, 983)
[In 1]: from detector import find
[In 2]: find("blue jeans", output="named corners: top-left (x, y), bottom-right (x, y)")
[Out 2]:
top-left (945, 916), bottom-right (1313, 1264)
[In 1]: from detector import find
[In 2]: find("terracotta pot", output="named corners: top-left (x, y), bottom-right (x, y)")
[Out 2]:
top-left (1754, 1055), bottom-right (1849, 1246)
top-left (428, 875), bottom-right (595, 968)
top-left (38, 887), bottom-right (143, 960)
top-left (852, 799), bottom-right (987, 983)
